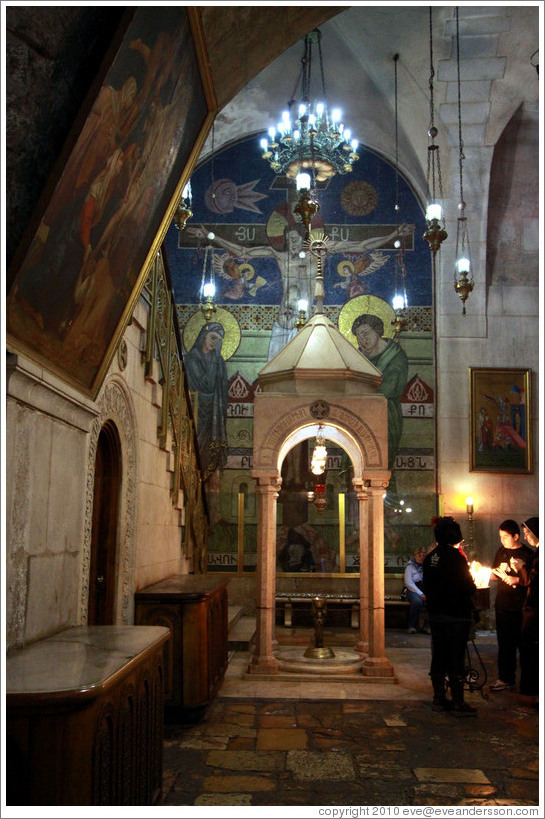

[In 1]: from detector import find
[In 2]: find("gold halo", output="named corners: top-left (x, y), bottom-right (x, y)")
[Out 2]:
top-left (238, 263), bottom-right (255, 281)
top-left (338, 295), bottom-right (396, 345)
top-left (337, 260), bottom-right (355, 278)
top-left (266, 207), bottom-right (289, 243)
top-left (183, 307), bottom-right (241, 360)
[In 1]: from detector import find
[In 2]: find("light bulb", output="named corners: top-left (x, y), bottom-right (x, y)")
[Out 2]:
top-left (331, 108), bottom-right (341, 122)
top-left (296, 172), bottom-right (311, 190)
top-left (207, 231), bottom-right (215, 240)
top-left (203, 282), bottom-right (215, 298)
top-left (457, 257), bottom-right (470, 274)
top-left (298, 298), bottom-right (308, 312)
top-left (426, 203), bottom-right (442, 221)
top-left (392, 294), bottom-right (405, 311)
top-left (268, 126), bottom-right (276, 140)
top-left (260, 138), bottom-right (268, 151)
top-left (316, 103), bottom-right (324, 117)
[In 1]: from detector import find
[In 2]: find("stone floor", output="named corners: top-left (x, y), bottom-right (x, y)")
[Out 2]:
top-left (160, 629), bottom-right (540, 810)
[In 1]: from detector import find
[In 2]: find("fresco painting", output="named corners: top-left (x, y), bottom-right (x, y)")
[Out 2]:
top-left (7, 7), bottom-right (212, 397)
top-left (163, 134), bottom-right (436, 571)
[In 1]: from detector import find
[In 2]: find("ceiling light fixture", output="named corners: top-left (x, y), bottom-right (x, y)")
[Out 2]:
top-left (423, 7), bottom-right (447, 258)
top-left (259, 28), bottom-right (359, 183)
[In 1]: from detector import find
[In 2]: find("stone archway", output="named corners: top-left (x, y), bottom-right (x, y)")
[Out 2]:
top-left (248, 397), bottom-right (395, 680)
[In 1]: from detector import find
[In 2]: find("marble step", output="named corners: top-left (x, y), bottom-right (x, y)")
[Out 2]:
top-left (228, 615), bottom-right (256, 650)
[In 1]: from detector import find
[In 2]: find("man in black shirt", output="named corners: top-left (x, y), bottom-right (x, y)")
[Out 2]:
top-left (423, 516), bottom-right (477, 716)
top-left (489, 519), bottom-right (534, 692)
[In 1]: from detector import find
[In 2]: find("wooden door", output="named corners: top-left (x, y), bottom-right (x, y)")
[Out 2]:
top-left (88, 422), bottom-right (122, 624)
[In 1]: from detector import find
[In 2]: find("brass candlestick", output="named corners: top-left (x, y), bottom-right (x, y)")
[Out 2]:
top-left (304, 597), bottom-right (335, 659)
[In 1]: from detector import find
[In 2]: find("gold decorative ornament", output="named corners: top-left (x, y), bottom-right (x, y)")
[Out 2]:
top-left (340, 179), bottom-right (378, 216)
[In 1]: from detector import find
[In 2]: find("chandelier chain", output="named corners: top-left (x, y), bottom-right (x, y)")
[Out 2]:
top-left (456, 7), bottom-right (465, 210)
top-left (394, 54), bottom-right (400, 218)
top-left (428, 7), bottom-right (436, 131)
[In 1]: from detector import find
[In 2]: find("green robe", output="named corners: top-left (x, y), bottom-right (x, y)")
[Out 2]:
top-left (368, 339), bottom-right (408, 470)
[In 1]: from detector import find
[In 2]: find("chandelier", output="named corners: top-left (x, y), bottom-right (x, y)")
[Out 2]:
top-left (311, 426), bottom-right (328, 475)
top-left (173, 181), bottom-right (193, 232)
top-left (200, 238), bottom-right (217, 321)
top-left (422, 7), bottom-right (447, 258)
top-left (259, 29), bottom-right (359, 182)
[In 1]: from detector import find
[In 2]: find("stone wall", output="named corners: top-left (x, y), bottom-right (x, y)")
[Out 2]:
top-left (5, 297), bottom-right (191, 650)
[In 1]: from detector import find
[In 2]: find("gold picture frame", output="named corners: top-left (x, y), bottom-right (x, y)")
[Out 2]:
top-left (469, 367), bottom-right (532, 473)
top-left (7, 7), bottom-right (216, 399)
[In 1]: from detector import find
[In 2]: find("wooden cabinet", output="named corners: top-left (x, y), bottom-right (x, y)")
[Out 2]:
top-left (6, 625), bottom-right (170, 806)
top-left (135, 575), bottom-right (229, 722)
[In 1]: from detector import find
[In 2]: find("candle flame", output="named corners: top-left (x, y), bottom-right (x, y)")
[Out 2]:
top-left (469, 560), bottom-right (492, 589)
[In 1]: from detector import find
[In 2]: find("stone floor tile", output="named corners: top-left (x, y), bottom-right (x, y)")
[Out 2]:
top-left (228, 736), bottom-right (255, 750)
top-left (256, 727), bottom-right (308, 750)
top-left (258, 714), bottom-right (298, 728)
top-left (414, 767), bottom-right (491, 784)
top-left (504, 779), bottom-right (540, 800)
top-left (165, 736), bottom-right (229, 750)
top-left (202, 721), bottom-right (256, 737)
top-left (258, 700), bottom-right (297, 713)
top-left (384, 716), bottom-right (407, 726)
top-left (222, 702), bottom-right (256, 715)
top-left (202, 774), bottom-right (276, 792)
top-left (355, 761), bottom-right (414, 781)
top-left (313, 734), bottom-right (350, 751)
top-left (509, 766), bottom-right (539, 780)
top-left (464, 784), bottom-right (498, 797)
top-left (413, 783), bottom-right (463, 799)
top-left (195, 793), bottom-right (253, 805)
top-left (205, 749), bottom-right (285, 771)
top-left (286, 750), bottom-right (355, 780)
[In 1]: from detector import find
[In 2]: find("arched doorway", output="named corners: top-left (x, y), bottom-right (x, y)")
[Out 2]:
top-left (87, 420), bottom-right (122, 624)
top-left (250, 410), bottom-right (394, 680)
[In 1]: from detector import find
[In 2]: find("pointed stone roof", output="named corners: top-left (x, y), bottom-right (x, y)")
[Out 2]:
top-left (258, 312), bottom-right (383, 395)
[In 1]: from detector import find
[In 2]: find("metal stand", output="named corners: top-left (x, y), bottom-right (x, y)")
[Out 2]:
top-left (304, 597), bottom-right (335, 659)
top-left (461, 615), bottom-right (490, 698)
top-left (464, 638), bottom-right (488, 696)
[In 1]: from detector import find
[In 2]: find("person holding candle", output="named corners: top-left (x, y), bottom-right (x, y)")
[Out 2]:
top-left (488, 519), bottom-right (534, 693)
top-left (514, 517), bottom-right (539, 707)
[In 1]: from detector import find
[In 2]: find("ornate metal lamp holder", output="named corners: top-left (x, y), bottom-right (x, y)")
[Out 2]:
top-left (304, 597), bottom-right (335, 659)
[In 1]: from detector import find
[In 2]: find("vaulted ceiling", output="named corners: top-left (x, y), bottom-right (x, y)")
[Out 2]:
top-left (199, 5), bottom-right (539, 205)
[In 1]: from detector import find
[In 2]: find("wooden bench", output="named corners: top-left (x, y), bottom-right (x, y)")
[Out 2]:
top-left (276, 592), bottom-right (360, 628)
top-left (275, 589), bottom-right (409, 629)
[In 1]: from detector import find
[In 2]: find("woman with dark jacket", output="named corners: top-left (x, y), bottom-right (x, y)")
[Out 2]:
top-left (423, 516), bottom-right (477, 716)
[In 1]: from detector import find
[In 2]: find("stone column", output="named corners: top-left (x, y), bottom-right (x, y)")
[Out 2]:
top-left (362, 483), bottom-right (395, 678)
top-left (354, 482), bottom-right (368, 655)
top-left (246, 472), bottom-right (280, 674)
